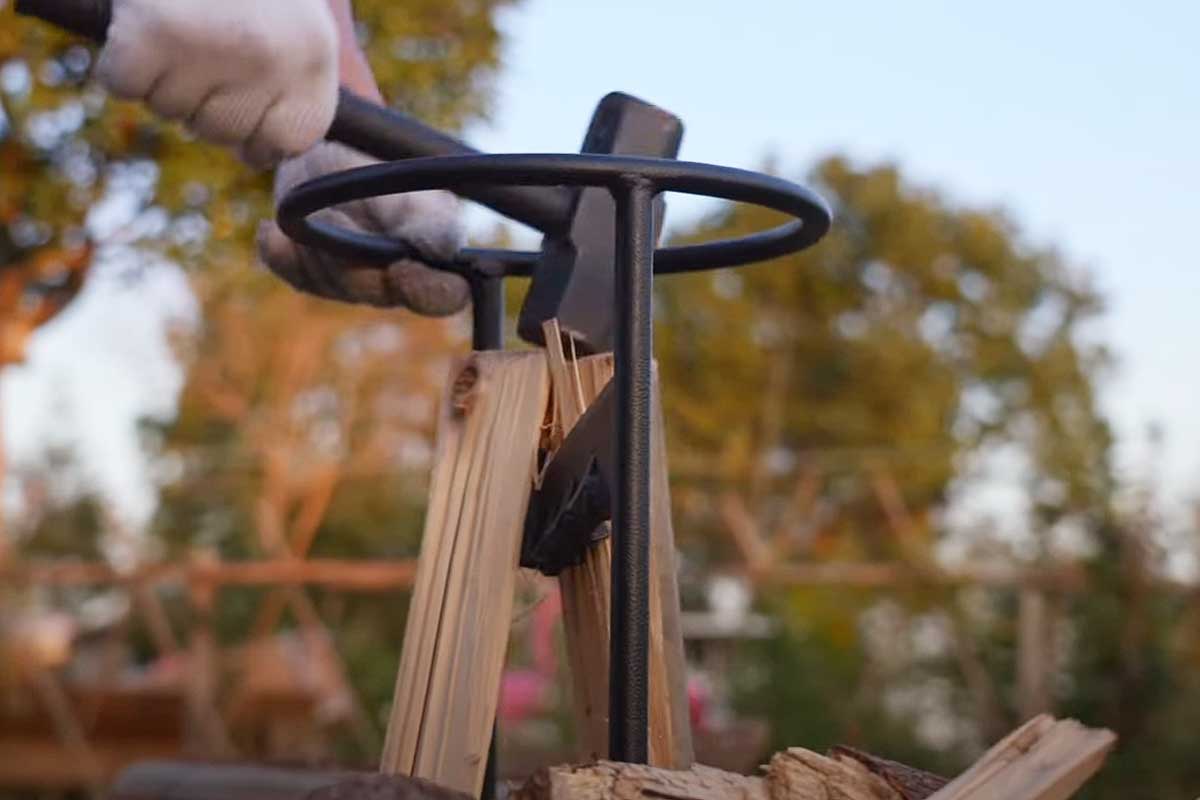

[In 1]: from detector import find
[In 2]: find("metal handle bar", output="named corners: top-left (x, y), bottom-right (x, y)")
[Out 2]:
top-left (14, 0), bottom-right (576, 236)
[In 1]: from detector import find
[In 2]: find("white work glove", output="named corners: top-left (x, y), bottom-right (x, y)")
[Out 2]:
top-left (96, 0), bottom-right (338, 166)
top-left (257, 143), bottom-right (470, 316)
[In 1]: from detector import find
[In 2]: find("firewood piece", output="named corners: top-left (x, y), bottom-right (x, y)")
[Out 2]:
top-left (925, 715), bottom-right (1115, 800)
top-left (767, 748), bottom-right (902, 800)
top-left (380, 352), bottom-right (551, 796)
top-left (543, 321), bottom-right (693, 768)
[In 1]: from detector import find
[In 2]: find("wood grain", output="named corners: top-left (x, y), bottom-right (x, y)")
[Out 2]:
top-left (543, 322), bottom-right (693, 769)
top-left (926, 715), bottom-right (1115, 800)
top-left (380, 352), bottom-right (551, 796)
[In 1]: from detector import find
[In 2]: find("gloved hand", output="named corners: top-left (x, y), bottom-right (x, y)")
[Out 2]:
top-left (96, 0), bottom-right (338, 166)
top-left (257, 143), bottom-right (470, 316)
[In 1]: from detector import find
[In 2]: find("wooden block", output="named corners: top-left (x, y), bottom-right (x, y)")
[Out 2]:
top-left (543, 322), bottom-right (693, 769)
top-left (510, 751), bottom-right (907, 800)
top-left (380, 352), bottom-right (551, 796)
top-left (926, 714), bottom-right (1115, 800)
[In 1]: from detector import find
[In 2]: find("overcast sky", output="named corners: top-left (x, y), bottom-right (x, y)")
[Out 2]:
top-left (3, 0), bottom-right (1197, 539)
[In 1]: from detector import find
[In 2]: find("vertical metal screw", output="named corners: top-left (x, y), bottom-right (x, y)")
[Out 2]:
top-left (609, 178), bottom-right (656, 764)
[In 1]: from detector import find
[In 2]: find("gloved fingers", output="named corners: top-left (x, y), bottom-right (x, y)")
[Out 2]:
top-left (263, 142), bottom-right (469, 314)
top-left (274, 143), bottom-right (373, 197)
top-left (257, 219), bottom-right (470, 314)
top-left (272, 142), bottom-right (381, 229)
top-left (189, 88), bottom-right (274, 147)
top-left (146, 70), bottom-right (219, 121)
top-left (384, 260), bottom-right (471, 316)
top-left (369, 190), bottom-right (463, 264)
top-left (336, 265), bottom-right (390, 307)
top-left (95, 20), bottom-right (163, 100)
top-left (259, 212), bottom-right (383, 303)
top-left (97, 0), bottom-right (337, 164)
top-left (258, 219), bottom-right (339, 300)
top-left (243, 89), bottom-right (338, 168)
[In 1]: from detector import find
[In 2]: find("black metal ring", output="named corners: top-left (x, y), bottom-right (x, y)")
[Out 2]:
top-left (277, 154), bottom-right (832, 277)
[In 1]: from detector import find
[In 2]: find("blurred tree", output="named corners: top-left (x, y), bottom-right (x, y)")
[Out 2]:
top-left (1055, 488), bottom-right (1200, 798)
top-left (658, 159), bottom-right (1200, 798)
top-left (143, 254), bottom-right (460, 755)
top-left (658, 157), bottom-right (1113, 567)
top-left (657, 158), bottom-right (1110, 763)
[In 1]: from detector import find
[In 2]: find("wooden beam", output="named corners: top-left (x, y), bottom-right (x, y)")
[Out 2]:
top-left (717, 492), bottom-right (772, 569)
top-left (1, 559), bottom-right (418, 591)
top-left (19, 557), bottom-right (1200, 596)
top-left (1016, 588), bottom-right (1053, 720)
top-left (747, 563), bottom-right (1087, 591)
top-left (380, 353), bottom-right (550, 796)
top-left (185, 557), bottom-right (231, 757)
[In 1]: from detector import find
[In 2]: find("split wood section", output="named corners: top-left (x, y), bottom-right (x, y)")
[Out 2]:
top-left (927, 714), bottom-right (1116, 800)
top-left (542, 324), bottom-right (692, 769)
top-left (380, 339), bottom-right (693, 794)
top-left (381, 352), bottom-right (551, 795)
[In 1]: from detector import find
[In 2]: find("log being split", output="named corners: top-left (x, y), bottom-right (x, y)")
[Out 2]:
top-left (381, 332), bottom-right (693, 793)
top-left (543, 322), bottom-right (692, 769)
top-left (510, 750), bottom-right (932, 800)
top-left (511, 716), bottom-right (1115, 800)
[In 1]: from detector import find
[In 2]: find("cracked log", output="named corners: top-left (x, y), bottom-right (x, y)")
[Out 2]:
top-left (511, 716), bottom-right (1114, 800)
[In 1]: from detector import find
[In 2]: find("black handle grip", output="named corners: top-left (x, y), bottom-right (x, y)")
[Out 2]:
top-left (15, 0), bottom-right (112, 41)
top-left (330, 90), bottom-right (573, 236)
top-left (16, 0), bottom-right (575, 236)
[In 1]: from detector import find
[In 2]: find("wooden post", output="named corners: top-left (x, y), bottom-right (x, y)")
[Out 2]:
top-left (134, 583), bottom-right (181, 658)
top-left (28, 669), bottom-right (106, 800)
top-left (544, 324), bottom-right (692, 769)
top-left (1017, 588), bottom-right (1052, 719)
top-left (0, 387), bottom-right (8, 565)
top-left (380, 353), bottom-right (551, 796)
top-left (185, 553), bottom-right (230, 757)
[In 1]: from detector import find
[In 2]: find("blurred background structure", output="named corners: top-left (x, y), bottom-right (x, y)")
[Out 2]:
top-left (1, 1), bottom-right (1198, 798)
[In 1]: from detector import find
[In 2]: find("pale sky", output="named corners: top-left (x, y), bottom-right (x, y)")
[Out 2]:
top-left (3, 0), bottom-right (1197, 538)
top-left (469, 0), bottom-right (1200, 507)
